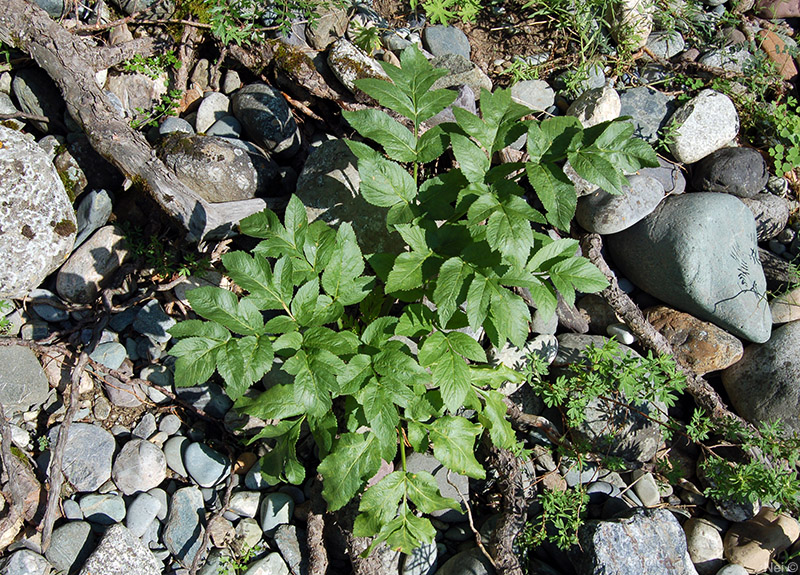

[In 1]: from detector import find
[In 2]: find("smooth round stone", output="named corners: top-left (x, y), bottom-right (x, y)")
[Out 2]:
top-left (586, 481), bottom-right (621, 504)
top-left (691, 147), bottom-right (769, 198)
top-left (206, 116), bottom-right (243, 139)
top-left (422, 25), bottom-right (471, 58)
top-left (159, 413), bottom-right (182, 436)
top-left (63, 498), bottom-right (83, 520)
top-left (242, 553), bottom-right (289, 575)
top-left (684, 517), bottom-right (724, 574)
top-left (164, 435), bottom-right (189, 477)
top-left (443, 524), bottom-right (471, 542)
top-left (259, 492), bottom-right (294, 535)
top-left (631, 470), bottom-right (660, 507)
top-left (132, 412), bottom-right (157, 440)
top-left (567, 84), bottom-right (621, 128)
top-left (29, 289), bottom-right (69, 322)
top-left (126, 492), bottom-right (163, 537)
top-left (45, 521), bottom-right (95, 574)
top-left (111, 439), bottom-right (167, 495)
top-left (89, 341), bottom-right (127, 370)
top-left (665, 89), bottom-right (739, 164)
top-left (245, 460), bottom-right (277, 490)
top-left (231, 83), bottom-right (300, 155)
top-left (56, 225), bottom-right (130, 304)
top-left (716, 565), bottom-right (748, 575)
top-left (184, 442), bottom-right (231, 488)
top-left (133, 300), bottom-right (175, 344)
top-left (740, 193), bottom-right (790, 242)
top-left (158, 116), bottom-right (194, 137)
top-left (511, 79), bottom-right (555, 112)
top-left (163, 486), bottom-right (206, 567)
top-left (1, 549), bottom-right (52, 575)
top-left (576, 174), bottom-right (665, 234)
top-left (606, 322), bottom-right (636, 345)
top-left (402, 541), bottom-right (438, 575)
top-left (646, 30), bottom-right (685, 59)
top-left (195, 91), bottom-right (230, 133)
top-left (148, 487), bottom-right (169, 521)
top-left (79, 493), bottom-right (126, 524)
top-left (229, 491), bottom-right (261, 518)
top-left (770, 287), bottom-right (800, 324)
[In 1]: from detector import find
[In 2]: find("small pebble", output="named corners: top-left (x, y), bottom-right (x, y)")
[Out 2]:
top-left (260, 492), bottom-right (294, 535)
top-left (159, 414), bottom-right (182, 436)
top-left (607, 322), bottom-right (636, 344)
top-left (132, 412), bottom-right (157, 439)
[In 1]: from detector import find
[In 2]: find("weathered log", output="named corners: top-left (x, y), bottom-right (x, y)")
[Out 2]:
top-left (0, 0), bottom-right (275, 241)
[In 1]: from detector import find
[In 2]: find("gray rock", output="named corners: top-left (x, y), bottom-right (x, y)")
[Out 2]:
top-left (716, 565), bottom-right (748, 575)
top-left (435, 548), bottom-right (495, 575)
top-left (12, 67), bottom-right (65, 133)
top-left (132, 412), bottom-right (157, 439)
top-left (245, 460), bottom-right (278, 490)
top-left (609, 0), bottom-right (653, 51)
top-left (164, 486), bottom-right (206, 567)
top-left (149, 487), bottom-right (168, 520)
top-left (103, 374), bottom-right (145, 408)
top-left (555, 62), bottom-right (605, 95)
top-left (259, 492), bottom-right (294, 535)
top-left (56, 225), bottom-right (129, 304)
top-left (159, 116), bottom-right (194, 137)
top-left (54, 147), bottom-right (88, 200)
top-left (684, 518), bottom-right (725, 575)
top-left (666, 90), bottom-right (739, 164)
top-left (273, 524), bottom-right (306, 575)
top-left (126, 492), bottom-right (163, 537)
top-left (63, 498), bottom-right (83, 520)
top-left (175, 383), bottom-right (233, 419)
top-left (0, 345), bottom-right (50, 414)
top-left (206, 116), bottom-right (243, 139)
top-left (699, 46), bottom-right (754, 74)
top-left (0, 92), bottom-right (23, 131)
top-left (722, 320), bottom-right (800, 436)
top-left (425, 85), bottom-right (477, 127)
top-left (630, 470), bottom-right (660, 507)
top-left (28, 288), bottom-right (68, 323)
top-left (638, 157), bottom-right (685, 195)
top-left (74, 189), bottom-right (113, 248)
top-left (231, 83), bottom-right (300, 156)
top-left (403, 541), bottom-right (437, 575)
top-left (646, 30), bottom-right (685, 60)
top-left (45, 521), bottom-right (96, 575)
top-left (511, 80), bottom-right (555, 112)
top-left (243, 553), bottom-right (290, 575)
top-left (0, 549), bottom-right (52, 575)
top-left (430, 54), bottom-right (492, 96)
top-left (51, 423), bottom-right (115, 492)
top-left (112, 439), bottom-right (167, 495)
top-left (79, 493), bottom-right (126, 525)
top-left (195, 91), bottom-right (230, 133)
top-left (77, 523), bottom-right (161, 575)
top-left (133, 300), bottom-right (175, 344)
top-left (576, 174), bottom-right (665, 234)
top-left (739, 193), bottom-right (790, 242)
top-left (305, 4), bottom-right (349, 49)
top-left (222, 71), bottom-right (242, 95)
top-left (691, 147), bottom-right (769, 198)
top-left (567, 85), bottom-right (621, 128)
top-left (607, 193), bottom-right (771, 343)
top-left (164, 435), bottom-right (190, 477)
top-left (327, 39), bottom-right (391, 102)
top-left (229, 491), bottom-right (261, 518)
top-left (157, 133), bottom-right (262, 203)
top-left (184, 442), bottom-right (231, 488)
top-left (294, 139), bottom-right (402, 254)
top-left (422, 25), bottom-right (471, 58)
top-left (573, 508), bottom-right (698, 575)
top-left (105, 72), bottom-right (166, 118)
top-left (159, 413), bottom-right (182, 436)
top-left (90, 341), bottom-right (127, 370)
top-left (32, 0), bottom-right (65, 18)
top-left (0, 127), bottom-right (76, 299)
top-left (618, 87), bottom-right (678, 144)
top-left (405, 452), bottom-right (467, 522)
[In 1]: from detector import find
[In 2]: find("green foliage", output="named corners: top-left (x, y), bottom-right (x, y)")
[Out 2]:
top-left (518, 485), bottom-right (588, 553)
top-left (768, 96), bottom-right (800, 176)
top-left (121, 223), bottom-right (210, 280)
top-left (122, 51), bottom-right (181, 81)
top-left (0, 299), bottom-right (12, 336)
top-left (36, 434), bottom-right (50, 453)
top-left (218, 543), bottom-right (265, 574)
top-left (169, 45), bottom-right (657, 555)
top-left (501, 58), bottom-right (541, 85)
top-left (411, 0), bottom-right (484, 25)
top-left (350, 20), bottom-right (383, 56)
top-left (130, 89), bottom-right (183, 130)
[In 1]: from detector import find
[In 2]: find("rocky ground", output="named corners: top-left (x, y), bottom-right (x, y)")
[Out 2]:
top-left (4, 0), bottom-right (800, 574)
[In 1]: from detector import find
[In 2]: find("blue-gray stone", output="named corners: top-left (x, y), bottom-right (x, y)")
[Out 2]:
top-left (576, 174), bottom-right (665, 234)
top-left (29, 288), bottom-right (69, 322)
top-left (111, 439), bottom-right (167, 495)
top-left (273, 524), bottom-right (305, 575)
top-left (245, 460), bottom-right (278, 490)
top-left (195, 91), bottom-right (230, 133)
top-left (159, 116), bottom-right (194, 137)
top-left (0, 345), bottom-right (50, 414)
top-left (136, 335), bottom-right (164, 360)
top-left (402, 541), bottom-right (437, 575)
top-left (12, 67), bottom-right (65, 133)
top-left (231, 83), bottom-right (300, 156)
top-left (126, 491), bottom-right (163, 537)
top-left (149, 487), bottom-right (169, 520)
top-left (645, 30), bottom-right (685, 60)
top-left (175, 383), bottom-right (233, 418)
top-left (184, 442), bottom-right (231, 488)
top-left (422, 25), bottom-right (471, 58)
top-left (133, 300), bottom-right (175, 343)
top-left (430, 54), bottom-right (492, 96)
top-left (163, 486), bottom-right (206, 567)
top-left (79, 493), bottom-right (126, 524)
top-left (32, 0), bottom-right (65, 18)
top-left (405, 452), bottom-right (467, 523)
top-left (0, 549), bottom-right (52, 575)
top-left (132, 412), bottom-right (157, 439)
top-left (259, 492), bottom-right (294, 535)
top-left (164, 435), bottom-right (189, 477)
top-left (77, 523), bottom-right (161, 575)
top-left (109, 306), bottom-right (138, 332)
top-left (435, 548), bottom-right (494, 575)
top-left (510, 79), bottom-right (555, 112)
top-left (607, 193), bottom-right (771, 343)
top-left (63, 498), bottom-right (83, 520)
top-left (618, 87), bottom-right (677, 144)
top-left (49, 422), bottom-right (115, 492)
top-left (638, 157), bottom-right (685, 195)
top-left (45, 521), bottom-right (96, 575)
top-left (74, 189), bottom-right (113, 248)
top-left (206, 116), bottom-right (243, 138)
top-left (159, 413), bottom-right (182, 436)
top-left (242, 553), bottom-right (290, 575)
top-left (90, 341), bottom-right (127, 370)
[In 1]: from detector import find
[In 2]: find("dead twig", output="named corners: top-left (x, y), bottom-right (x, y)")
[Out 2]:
top-left (306, 474), bottom-right (328, 575)
top-left (486, 447), bottom-right (528, 575)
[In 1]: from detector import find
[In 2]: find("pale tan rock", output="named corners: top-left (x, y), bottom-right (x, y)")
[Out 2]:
top-left (567, 84), bottom-right (621, 128)
top-left (609, 0), bottom-right (654, 51)
top-left (770, 287), bottom-right (800, 324)
top-left (724, 507), bottom-right (800, 574)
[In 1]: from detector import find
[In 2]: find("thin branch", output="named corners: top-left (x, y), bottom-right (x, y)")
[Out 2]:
top-left (306, 474), bottom-right (328, 575)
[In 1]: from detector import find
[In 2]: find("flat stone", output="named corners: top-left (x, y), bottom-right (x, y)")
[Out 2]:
top-left (630, 470), bottom-right (660, 507)
top-left (0, 345), bottom-right (50, 414)
top-left (163, 486), bottom-right (206, 568)
top-left (646, 30), bottom-right (685, 60)
top-left (90, 341), bottom-right (127, 370)
top-left (576, 174), bottom-right (665, 234)
top-left (195, 91), bottom-right (230, 133)
top-left (79, 493), bottom-right (126, 525)
top-left (618, 87), bottom-right (678, 144)
top-left (159, 116), bottom-right (194, 136)
top-left (0, 549), bottom-right (52, 575)
top-left (164, 435), bottom-right (190, 477)
top-left (231, 83), bottom-right (301, 155)
top-left (422, 25), bottom-right (471, 58)
top-left (405, 452), bottom-right (467, 522)
top-left (430, 53), bottom-right (492, 97)
top-left (259, 492), bottom-right (294, 535)
top-left (77, 523), bottom-right (160, 575)
top-left (305, 4), bottom-right (349, 50)
top-left (229, 491), bottom-right (261, 518)
top-left (56, 225), bottom-right (130, 304)
top-left (723, 507), bottom-right (800, 574)
top-left (683, 518), bottom-right (724, 575)
top-left (435, 548), bottom-right (494, 575)
top-left (12, 67), bottom-right (65, 133)
top-left (402, 541), bottom-right (437, 575)
top-left (573, 508), bottom-right (697, 575)
top-left (327, 39), bottom-right (391, 103)
top-left (645, 306), bottom-right (744, 375)
top-left (184, 442), bottom-right (230, 488)
top-left (510, 80), bottom-right (555, 112)
top-left (722, 320), bottom-right (800, 435)
top-left (206, 116), bottom-right (243, 139)
top-left (567, 85), bottom-right (621, 128)
top-left (126, 492), bottom-right (162, 537)
top-left (294, 139), bottom-right (402, 255)
top-left (691, 147), bottom-right (769, 198)
top-left (740, 193), bottom-right (790, 241)
top-left (45, 521), bottom-right (96, 575)
top-left (103, 374), bottom-right (144, 408)
top-left (132, 412), bottom-right (157, 440)
top-left (133, 300), bottom-right (175, 344)
top-left (0, 126), bottom-right (76, 299)
top-left (175, 383), bottom-right (233, 419)
top-left (666, 90), bottom-right (739, 164)
top-left (242, 553), bottom-right (289, 575)
top-left (74, 189), bottom-right (113, 248)
top-left (112, 439), bottom-right (167, 495)
top-left (51, 422), bottom-right (115, 492)
top-left (159, 413), bottom-right (182, 436)
top-left (273, 524), bottom-right (306, 575)
top-left (607, 193), bottom-right (771, 343)
top-left (699, 46), bottom-right (754, 74)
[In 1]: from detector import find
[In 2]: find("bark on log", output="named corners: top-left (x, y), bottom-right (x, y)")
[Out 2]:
top-left (0, 0), bottom-right (276, 241)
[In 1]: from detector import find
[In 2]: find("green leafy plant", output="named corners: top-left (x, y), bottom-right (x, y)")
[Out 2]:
top-left (168, 45), bottom-right (658, 555)
top-left (218, 543), bottom-right (265, 574)
top-left (130, 89), bottom-right (183, 130)
top-left (350, 20), bottom-right (383, 56)
top-left (518, 485), bottom-right (588, 554)
top-left (0, 299), bottom-right (12, 336)
top-left (121, 223), bottom-right (210, 279)
top-left (410, 0), bottom-right (483, 25)
top-left (122, 51), bottom-right (181, 81)
top-left (768, 96), bottom-right (800, 176)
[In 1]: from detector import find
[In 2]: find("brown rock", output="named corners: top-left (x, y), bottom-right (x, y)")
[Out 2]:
top-left (233, 452), bottom-right (257, 475)
top-left (724, 507), bottom-right (800, 573)
top-left (758, 30), bottom-right (798, 81)
top-left (645, 306), bottom-right (744, 375)
top-left (756, 0), bottom-right (800, 18)
top-left (770, 286), bottom-right (800, 324)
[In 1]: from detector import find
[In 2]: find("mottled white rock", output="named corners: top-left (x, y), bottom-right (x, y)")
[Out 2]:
top-left (666, 90), bottom-right (739, 164)
top-left (567, 84), bottom-right (621, 128)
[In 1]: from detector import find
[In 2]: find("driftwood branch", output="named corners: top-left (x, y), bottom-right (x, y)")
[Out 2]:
top-left (90, 37), bottom-right (159, 71)
top-left (306, 474), bottom-right (328, 575)
top-left (486, 447), bottom-right (527, 575)
top-left (0, 0), bottom-right (276, 241)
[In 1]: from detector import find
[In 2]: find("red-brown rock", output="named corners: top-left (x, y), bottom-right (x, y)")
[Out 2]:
top-left (758, 30), bottom-right (798, 82)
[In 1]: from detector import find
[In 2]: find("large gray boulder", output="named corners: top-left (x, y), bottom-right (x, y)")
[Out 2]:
top-left (163, 486), bottom-right (206, 567)
top-left (0, 346), bottom-right (50, 414)
top-left (722, 320), bottom-right (800, 436)
top-left (0, 126), bottom-right (76, 298)
top-left (575, 174), bottom-right (665, 234)
top-left (295, 139), bottom-right (402, 255)
top-left (48, 422), bottom-right (116, 492)
top-left (606, 192), bottom-right (771, 343)
top-left (77, 523), bottom-right (161, 575)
